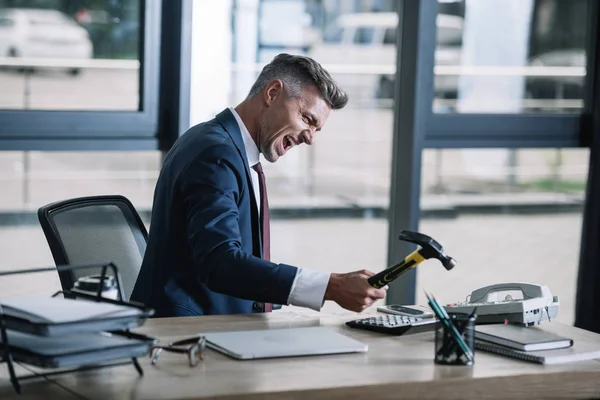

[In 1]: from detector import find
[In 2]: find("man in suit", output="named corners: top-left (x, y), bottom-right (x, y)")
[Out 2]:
top-left (131, 54), bottom-right (387, 317)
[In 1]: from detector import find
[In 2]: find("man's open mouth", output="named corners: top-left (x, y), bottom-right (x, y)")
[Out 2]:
top-left (283, 136), bottom-right (297, 151)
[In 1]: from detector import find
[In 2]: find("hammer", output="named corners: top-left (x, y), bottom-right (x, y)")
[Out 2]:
top-left (368, 230), bottom-right (456, 289)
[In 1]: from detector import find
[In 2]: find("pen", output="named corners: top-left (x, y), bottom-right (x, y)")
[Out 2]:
top-left (428, 294), bottom-right (473, 361)
top-left (433, 295), bottom-right (474, 361)
top-left (467, 306), bottom-right (478, 320)
top-left (425, 292), bottom-right (474, 362)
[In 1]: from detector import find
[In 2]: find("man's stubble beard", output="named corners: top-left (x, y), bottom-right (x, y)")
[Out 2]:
top-left (258, 120), bottom-right (278, 163)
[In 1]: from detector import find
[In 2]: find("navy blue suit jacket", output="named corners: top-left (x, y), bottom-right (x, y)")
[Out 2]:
top-left (131, 109), bottom-right (298, 317)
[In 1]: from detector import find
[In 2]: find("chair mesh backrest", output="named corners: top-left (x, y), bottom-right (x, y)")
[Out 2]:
top-left (42, 198), bottom-right (147, 301)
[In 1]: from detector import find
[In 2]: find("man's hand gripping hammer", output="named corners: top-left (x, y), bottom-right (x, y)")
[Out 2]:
top-left (368, 230), bottom-right (457, 289)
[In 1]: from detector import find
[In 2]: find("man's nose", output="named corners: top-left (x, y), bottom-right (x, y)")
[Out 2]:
top-left (301, 130), bottom-right (314, 145)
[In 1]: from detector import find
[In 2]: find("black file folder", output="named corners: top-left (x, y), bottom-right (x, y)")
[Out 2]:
top-left (1, 330), bottom-right (155, 369)
top-left (0, 296), bottom-right (152, 337)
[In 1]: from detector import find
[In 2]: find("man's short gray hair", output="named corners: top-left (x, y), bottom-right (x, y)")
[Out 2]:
top-left (247, 53), bottom-right (348, 110)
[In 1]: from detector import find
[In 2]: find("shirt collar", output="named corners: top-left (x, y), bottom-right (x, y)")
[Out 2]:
top-left (229, 107), bottom-right (259, 167)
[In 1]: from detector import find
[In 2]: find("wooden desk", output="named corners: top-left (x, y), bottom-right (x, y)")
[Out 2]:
top-left (2, 311), bottom-right (600, 399)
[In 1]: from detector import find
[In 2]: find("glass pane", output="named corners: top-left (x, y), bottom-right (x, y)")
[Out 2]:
top-left (382, 27), bottom-right (396, 45)
top-left (0, 150), bottom-right (159, 297)
top-left (434, 0), bottom-right (588, 114)
top-left (417, 148), bottom-right (589, 325)
top-left (0, 0), bottom-right (141, 111)
top-left (353, 27), bottom-right (375, 44)
top-left (189, 0), bottom-right (399, 313)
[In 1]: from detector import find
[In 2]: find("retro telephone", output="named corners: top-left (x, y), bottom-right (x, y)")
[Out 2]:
top-left (443, 282), bottom-right (560, 326)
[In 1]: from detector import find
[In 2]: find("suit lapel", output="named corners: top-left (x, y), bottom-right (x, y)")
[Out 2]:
top-left (215, 108), bottom-right (263, 258)
top-left (215, 109), bottom-right (253, 180)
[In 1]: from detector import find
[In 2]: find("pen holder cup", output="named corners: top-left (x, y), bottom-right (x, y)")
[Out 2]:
top-left (434, 313), bottom-right (476, 366)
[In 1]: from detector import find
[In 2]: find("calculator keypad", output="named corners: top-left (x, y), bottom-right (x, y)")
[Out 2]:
top-left (346, 314), bottom-right (437, 336)
top-left (354, 315), bottom-right (422, 327)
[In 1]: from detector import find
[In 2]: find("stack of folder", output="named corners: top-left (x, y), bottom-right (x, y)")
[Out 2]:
top-left (0, 296), bottom-right (155, 369)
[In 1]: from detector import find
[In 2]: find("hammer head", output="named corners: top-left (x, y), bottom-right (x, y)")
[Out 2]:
top-left (398, 230), bottom-right (456, 270)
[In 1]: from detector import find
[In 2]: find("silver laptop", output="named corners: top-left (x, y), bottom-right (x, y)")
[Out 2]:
top-left (202, 326), bottom-right (368, 360)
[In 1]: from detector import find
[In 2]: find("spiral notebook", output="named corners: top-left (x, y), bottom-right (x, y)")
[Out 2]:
top-left (474, 341), bottom-right (600, 365)
top-left (475, 324), bottom-right (573, 351)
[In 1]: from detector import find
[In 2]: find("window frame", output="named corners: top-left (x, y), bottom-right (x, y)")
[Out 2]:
top-left (422, 0), bottom-right (596, 149)
top-left (386, 0), bottom-right (599, 305)
top-left (0, 0), bottom-right (162, 150)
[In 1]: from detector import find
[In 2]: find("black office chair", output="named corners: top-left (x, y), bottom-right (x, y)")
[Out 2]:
top-left (37, 195), bottom-right (148, 301)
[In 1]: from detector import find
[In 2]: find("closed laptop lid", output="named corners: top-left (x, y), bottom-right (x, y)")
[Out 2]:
top-left (202, 326), bottom-right (368, 360)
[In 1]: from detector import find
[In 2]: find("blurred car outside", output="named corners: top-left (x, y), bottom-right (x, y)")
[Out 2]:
top-left (308, 11), bottom-right (584, 112)
top-left (526, 48), bottom-right (585, 110)
top-left (307, 12), bottom-right (463, 103)
top-left (0, 8), bottom-right (93, 76)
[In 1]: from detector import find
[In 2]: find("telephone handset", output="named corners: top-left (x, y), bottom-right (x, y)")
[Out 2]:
top-left (444, 282), bottom-right (559, 326)
top-left (469, 282), bottom-right (553, 304)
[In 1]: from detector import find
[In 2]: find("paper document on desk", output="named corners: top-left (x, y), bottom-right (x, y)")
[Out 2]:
top-left (0, 296), bottom-right (141, 324)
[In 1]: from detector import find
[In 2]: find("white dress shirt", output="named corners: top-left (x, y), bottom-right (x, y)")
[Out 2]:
top-left (229, 107), bottom-right (330, 311)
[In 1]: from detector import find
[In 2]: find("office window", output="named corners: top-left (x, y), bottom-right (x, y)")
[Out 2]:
top-left (416, 148), bottom-right (589, 325)
top-left (0, 151), bottom-right (22, 208)
top-left (353, 27), bottom-right (375, 44)
top-left (0, 150), bottom-right (159, 297)
top-left (383, 27), bottom-right (395, 45)
top-left (433, 0), bottom-right (589, 114)
top-left (0, 0), bottom-right (141, 111)
top-left (189, 0), bottom-right (399, 313)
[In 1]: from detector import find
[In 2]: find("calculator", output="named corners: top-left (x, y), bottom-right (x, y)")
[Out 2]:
top-left (346, 314), bottom-right (438, 335)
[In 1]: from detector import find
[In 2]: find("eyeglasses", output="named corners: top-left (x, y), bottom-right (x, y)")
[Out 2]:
top-left (150, 335), bottom-right (206, 367)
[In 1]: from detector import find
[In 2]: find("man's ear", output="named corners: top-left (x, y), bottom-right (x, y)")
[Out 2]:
top-left (263, 79), bottom-right (283, 105)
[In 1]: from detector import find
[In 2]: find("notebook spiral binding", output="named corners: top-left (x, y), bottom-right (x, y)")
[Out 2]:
top-left (474, 341), bottom-right (543, 364)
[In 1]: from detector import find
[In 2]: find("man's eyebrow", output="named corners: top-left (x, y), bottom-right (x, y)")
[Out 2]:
top-left (305, 112), bottom-right (319, 127)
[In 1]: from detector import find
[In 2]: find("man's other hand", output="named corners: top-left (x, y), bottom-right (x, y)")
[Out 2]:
top-left (324, 269), bottom-right (387, 312)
